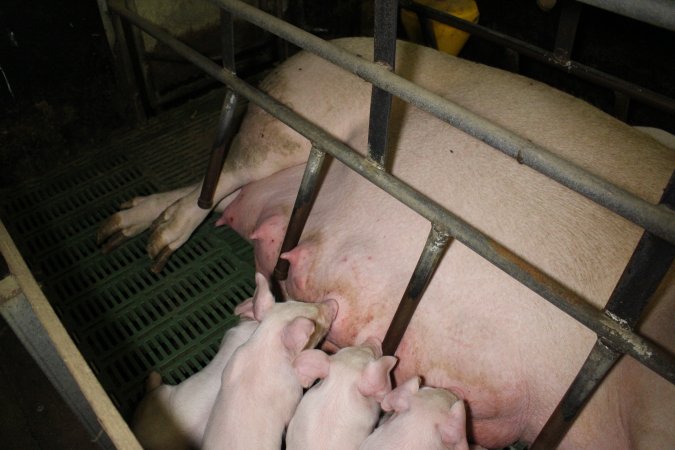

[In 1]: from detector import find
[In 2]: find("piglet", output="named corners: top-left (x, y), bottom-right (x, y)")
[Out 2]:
top-left (131, 300), bottom-right (258, 450)
top-left (286, 338), bottom-right (398, 450)
top-left (360, 377), bottom-right (470, 450)
top-left (202, 272), bottom-right (338, 450)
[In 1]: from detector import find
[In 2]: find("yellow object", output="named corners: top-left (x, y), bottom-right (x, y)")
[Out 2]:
top-left (401, 0), bottom-right (479, 56)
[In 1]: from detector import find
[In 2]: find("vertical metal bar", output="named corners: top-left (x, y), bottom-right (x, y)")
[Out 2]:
top-left (531, 171), bottom-right (675, 449)
top-left (553, 0), bottom-right (582, 63)
top-left (382, 224), bottom-right (451, 356)
top-left (530, 339), bottom-right (621, 450)
top-left (367, 0), bottom-right (398, 169)
top-left (126, 0), bottom-right (159, 110)
top-left (415, 11), bottom-right (438, 49)
top-left (613, 91), bottom-right (630, 122)
top-left (271, 145), bottom-right (328, 298)
top-left (197, 9), bottom-right (241, 209)
top-left (110, 7), bottom-right (147, 123)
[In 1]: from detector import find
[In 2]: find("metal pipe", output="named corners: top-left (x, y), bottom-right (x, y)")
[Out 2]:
top-left (204, 0), bottom-right (675, 245)
top-left (197, 9), bottom-right (240, 209)
top-left (530, 339), bottom-right (621, 450)
top-left (107, 1), bottom-right (675, 384)
top-left (400, 0), bottom-right (675, 116)
top-left (530, 171), bottom-right (675, 448)
top-left (367, 0), bottom-right (398, 169)
top-left (577, 0), bottom-right (675, 32)
top-left (273, 145), bottom-right (328, 282)
top-left (197, 89), bottom-right (241, 208)
top-left (382, 224), bottom-right (451, 356)
top-left (553, 0), bottom-right (582, 62)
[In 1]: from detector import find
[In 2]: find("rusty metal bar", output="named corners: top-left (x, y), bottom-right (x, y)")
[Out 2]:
top-left (203, 0), bottom-right (675, 245)
top-left (553, 0), bottom-right (582, 63)
top-left (107, 0), bottom-right (675, 384)
top-left (530, 339), bottom-right (621, 450)
top-left (531, 171), bottom-right (675, 448)
top-left (273, 145), bottom-right (328, 283)
top-left (367, 0), bottom-right (398, 168)
top-left (382, 224), bottom-right (451, 356)
top-left (197, 9), bottom-right (241, 209)
top-left (400, 0), bottom-right (675, 116)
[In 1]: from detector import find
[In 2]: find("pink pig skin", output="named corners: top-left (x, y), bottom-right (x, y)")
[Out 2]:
top-left (131, 312), bottom-right (258, 450)
top-left (201, 273), bottom-right (337, 450)
top-left (360, 377), bottom-right (469, 450)
top-left (99, 37), bottom-right (675, 449)
top-left (286, 337), bottom-right (397, 450)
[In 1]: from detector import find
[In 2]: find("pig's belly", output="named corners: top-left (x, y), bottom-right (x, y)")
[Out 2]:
top-left (222, 105), bottom-right (674, 447)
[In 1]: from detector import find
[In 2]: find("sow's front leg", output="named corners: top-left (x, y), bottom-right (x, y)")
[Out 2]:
top-left (96, 37), bottom-right (368, 271)
top-left (96, 103), bottom-right (311, 272)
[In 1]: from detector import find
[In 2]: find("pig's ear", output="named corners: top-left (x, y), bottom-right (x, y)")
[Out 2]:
top-left (360, 336), bottom-right (383, 358)
top-left (252, 273), bottom-right (275, 321)
top-left (293, 349), bottom-right (330, 388)
top-left (282, 317), bottom-right (316, 355)
top-left (234, 297), bottom-right (255, 319)
top-left (357, 355), bottom-right (398, 402)
top-left (438, 400), bottom-right (469, 450)
top-left (381, 376), bottom-right (420, 412)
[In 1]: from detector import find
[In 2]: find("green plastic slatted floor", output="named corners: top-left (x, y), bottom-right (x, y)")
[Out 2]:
top-left (0, 89), bottom-right (255, 420)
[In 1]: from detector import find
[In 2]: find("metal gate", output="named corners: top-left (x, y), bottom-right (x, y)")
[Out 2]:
top-left (103, 0), bottom-right (675, 447)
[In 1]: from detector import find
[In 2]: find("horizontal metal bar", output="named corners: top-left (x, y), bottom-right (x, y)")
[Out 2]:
top-left (577, 0), bottom-right (675, 31)
top-left (401, 0), bottom-right (675, 116)
top-left (382, 224), bottom-right (451, 356)
top-left (205, 0), bottom-right (675, 245)
top-left (107, 1), bottom-right (675, 384)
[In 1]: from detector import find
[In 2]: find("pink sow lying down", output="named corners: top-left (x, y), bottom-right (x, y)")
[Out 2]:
top-left (98, 36), bottom-right (675, 449)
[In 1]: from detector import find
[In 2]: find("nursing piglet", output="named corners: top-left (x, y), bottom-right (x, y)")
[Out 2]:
top-left (131, 299), bottom-right (258, 450)
top-left (286, 338), bottom-right (397, 450)
top-left (202, 272), bottom-right (337, 450)
top-left (360, 377), bottom-right (469, 450)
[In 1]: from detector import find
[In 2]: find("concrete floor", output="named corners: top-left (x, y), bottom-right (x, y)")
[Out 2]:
top-left (0, 316), bottom-right (99, 449)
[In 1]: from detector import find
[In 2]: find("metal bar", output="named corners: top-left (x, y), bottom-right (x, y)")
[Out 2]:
top-left (202, 0), bottom-right (675, 245)
top-left (531, 172), bottom-right (675, 448)
top-left (197, 90), bottom-right (241, 208)
top-left (1, 293), bottom-right (117, 449)
top-left (382, 224), bottom-right (451, 356)
top-left (400, 0), bottom-right (675, 116)
top-left (605, 172), bottom-right (675, 327)
top-left (197, 9), bottom-right (241, 209)
top-left (107, 1), bottom-right (675, 384)
top-left (416, 10), bottom-right (438, 49)
top-left (367, 0), bottom-right (398, 168)
top-left (110, 8), bottom-right (147, 123)
top-left (576, 0), bottom-right (675, 31)
top-left (530, 339), bottom-right (622, 450)
top-left (197, 10), bottom-right (235, 208)
top-left (273, 145), bottom-right (328, 282)
top-left (553, 0), bottom-right (582, 62)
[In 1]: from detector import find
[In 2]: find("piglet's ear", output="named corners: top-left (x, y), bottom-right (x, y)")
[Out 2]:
top-left (293, 349), bottom-right (330, 388)
top-left (282, 317), bottom-right (316, 356)
top-left (234, 297), bottom-right (255, 319)
top-left (439, 400), bottom-right (469, 450)
top-left (252, 273), bottom-right (275, 321)
top-left (145, 371), bottom-right (163, 392)
top-left (381, 376), bottom-right (420, 413)
top-left (357, 355), bottom-right (397, 402)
